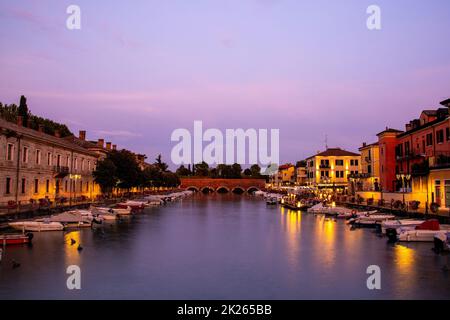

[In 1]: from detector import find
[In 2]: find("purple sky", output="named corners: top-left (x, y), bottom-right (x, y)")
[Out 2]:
top-left (1, 0), bottom-right (449, 168)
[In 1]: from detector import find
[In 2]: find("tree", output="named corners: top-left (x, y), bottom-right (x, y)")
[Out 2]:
top-left (154, 154), bottom-right (169, 172)
top-left (296, 160), bottom-right (306, 168)
top-left (18, 95), bottom-right (29, 127)
top-left (243, 168), bottom-right (252, 176)
top-left (176, 164), bottom-right (191, 177)
top-left (93, 158), bottom-right (118, 194)
top-left (217, 164), bottom-right (233, 178)
top-left (250, 164), bottom-right (261, 177)
top-left (141, 165), bottom-right (163, 187)
top-left (161, 172), bottom-right (181, 188)
top-left (231, 163), bottom-right (242, 178)
top-left (194, 161), bottom-right (209, 176)
top-left (108, 150), bottom-right (141, 189)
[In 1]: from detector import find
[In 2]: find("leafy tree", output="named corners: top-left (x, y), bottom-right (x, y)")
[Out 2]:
top-left (176, 164), bottom-right (191, 177)
top-left (209, 167), bottom-right (219, 178)
top-left (160, 172), bottom-right (181, 188)
top-left (93, 159), bottom-right (118, 194)
top-left (154, 154), bottom-right (169, 172)
top-left (231, 163), bottom-right (242, 178)
top-left (243, 168), bottom-right (252, 176)
top-left (217, 164), bottom-right (233, 178)
top-left (250, 164), bottom-right (261, 177)
top-left (108, 150), bottom-right (141, 189)
top-left (296, 160), bottom-right (307, 168)
top-left (194, 161), bottom-right (209, 176)
top-left (142, 165), bottom-right (163, 187)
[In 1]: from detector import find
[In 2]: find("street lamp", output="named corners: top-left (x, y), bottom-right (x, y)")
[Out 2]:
top-left (396, 173), bottom-right (411, 206)
top-left (69, 174), bottom-right (81, 206)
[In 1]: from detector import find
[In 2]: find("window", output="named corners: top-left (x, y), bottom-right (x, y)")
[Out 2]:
top-left (7, 143), bottom-right (14, 161)
top-left (335, 159), bottom-right (344, 166)
top-left (81, 159), bottom-right (85, 171)
top-left (46, 180), bottom-right (50, 193)
top-left (34, 179), bottom-right (39, 193)
top-left (446, 127), bottom-right (450, 141)
top-left (336, 171), bottom-right (344, 178)
top-left (368, 165), bottom-right (372, 174)
top-left (437, 129), bottom-right (444, 144)
top-left (6, 177), bottom-right (12, 194)
top-left (47, 152), bottom-right (52, 166)
top-left (36, 150), bottom-right (41, 165)
top-left (21, 178), bottom-right (26, 194)
top-left (88, 160), bottom-right (91, 171)
top-left (350, 159), bottom-right (359, 166)
top-left (67, 155), bottom-right (71, 168)
top-left (426, 133), bottom-right (433, 146)
top-left (404, 141), bottom-right (410, 154)
top-left (74, 158), bottom-right (78, 171)
top-left (65, 180), bottom-right (68, 192)
top-left (22, 147), bottom-right (28, 163)
top-left (57, 154), bottom-right (61, 167)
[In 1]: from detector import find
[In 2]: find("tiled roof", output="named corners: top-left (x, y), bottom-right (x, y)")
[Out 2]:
top-left (309, 148), bottom-right (359, 158)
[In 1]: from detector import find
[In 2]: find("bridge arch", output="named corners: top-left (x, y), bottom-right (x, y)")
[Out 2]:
top-left (186, 186), bottom-right (199, 192)
top-left (232, 186), bottom-right (245, 194)
top-left (246, 186), bottom-right (260, 194)
top-left (201, 186), bottom-right (215, 194)
top-left (216, 186), bottom-right (230, 193)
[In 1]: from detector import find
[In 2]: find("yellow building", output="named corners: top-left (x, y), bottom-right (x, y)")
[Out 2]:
top-left (358, 142), bottom-right (380, 191)
top-left (305, 148), bottom-right (361, 191)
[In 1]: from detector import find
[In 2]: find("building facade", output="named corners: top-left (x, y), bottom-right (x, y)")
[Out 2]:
top-left (357, 142), bottom-right (380, 191)
top-left (0, 118), bottom-right (102, 205)
top-left (305, 148), bottom-right (361, 191)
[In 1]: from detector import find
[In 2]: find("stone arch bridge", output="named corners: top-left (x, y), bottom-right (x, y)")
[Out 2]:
top-left (180, 178), bottom-right (266, 194)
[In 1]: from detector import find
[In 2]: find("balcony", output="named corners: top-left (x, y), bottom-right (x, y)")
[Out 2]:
top-left (396, 152), bottom-right (426, 161)
top-left (430, 152), bottom-right (450, 169)
top-left (53, 165), bottom-right (69, 178)
top-left (319, 164), bottom-right (330, 169)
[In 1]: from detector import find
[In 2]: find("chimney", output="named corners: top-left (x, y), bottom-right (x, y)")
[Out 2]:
top-left (38, 124), bottom-right (44, 133)
top-left (106, 142), bottom-right (112, 150)
top-left (54, 130), bottom-right (60, 138)
top-left (79, 130), bottom-right (86, 140)
top-left (362, 142), bottom-right (367, 147)
top-left (98, 139), bottom-right (104, 148)
top-left (17, 116), bottom-right (23, 127)
top-left (405, 123), bottom-right (411, 131)
top-left (112, 144), bottom-right (117, 150)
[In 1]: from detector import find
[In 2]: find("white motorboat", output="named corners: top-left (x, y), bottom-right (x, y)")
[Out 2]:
top-left (395, 219), bottom-right (450, 242)
top-left (91, 206), bottom-right (131, 216)
top-left (381, 219), bottom-right (425, 234)
top-left (349, 214), bottom-right (395, 227)
top-left (266, 197), bottom-right (278, 205)
top-left (37, 211), bottom-right (93, 228)
top-left (9, 220), bottom-right (64, 232)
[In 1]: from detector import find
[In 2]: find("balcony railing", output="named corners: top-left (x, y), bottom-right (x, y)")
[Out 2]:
top-left (428, 152), bottom-right (450, 168)
top-left (53, 165), bottom-right (69, 177)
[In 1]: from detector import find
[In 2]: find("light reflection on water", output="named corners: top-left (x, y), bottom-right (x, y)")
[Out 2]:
top-left (0, 194), bottom-right (449, 300)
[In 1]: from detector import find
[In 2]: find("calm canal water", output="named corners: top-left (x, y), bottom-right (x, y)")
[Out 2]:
top-left (0, 194), bottom-right (449, 300)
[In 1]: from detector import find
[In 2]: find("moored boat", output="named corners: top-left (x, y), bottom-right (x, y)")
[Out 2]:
top-left (0, 232), bottom-right (34, 246)
top-left (381, 219), bottom-right (425, 234)
top-left (9, 221), bottom-right (64, 232)
top-left (394, 220), bottom-right (450, 242)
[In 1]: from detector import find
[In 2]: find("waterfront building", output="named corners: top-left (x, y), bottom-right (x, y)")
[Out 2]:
top-left (356, 142), bottom-right (380, 191)
top-left (357, 97), bottom-right (450, 212)
top-left (295, 164), bottom-right (308, 185)
top-left (305, 148), bottom-right (361, 192)
top-left (0, 117), bottom-right (101, 206)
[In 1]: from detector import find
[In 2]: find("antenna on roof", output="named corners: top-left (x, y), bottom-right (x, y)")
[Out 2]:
top-left (325, 134), bottom-right (328, 150)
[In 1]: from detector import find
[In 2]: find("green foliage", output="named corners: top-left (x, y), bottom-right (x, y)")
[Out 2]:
top-left (93, 159), bottom-right (118, 193)
top-left (154, 154), bottom-right (169, 172)
top-left (194, 161), bottom-right (209, 176)
top-left (176, 164), bottom-right (191, 177)
top-left (243, 168), bottom-right (252, 176)
top-left (0, 96), bottom-right (73, 137)
top-left (250, 164), bottom-right (261, 177)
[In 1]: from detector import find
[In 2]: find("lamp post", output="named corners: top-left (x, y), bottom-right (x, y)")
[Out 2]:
top-left (396, 173), bottom-right (411, 207)
top-left (69, 174), bottom-right (81, 206)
